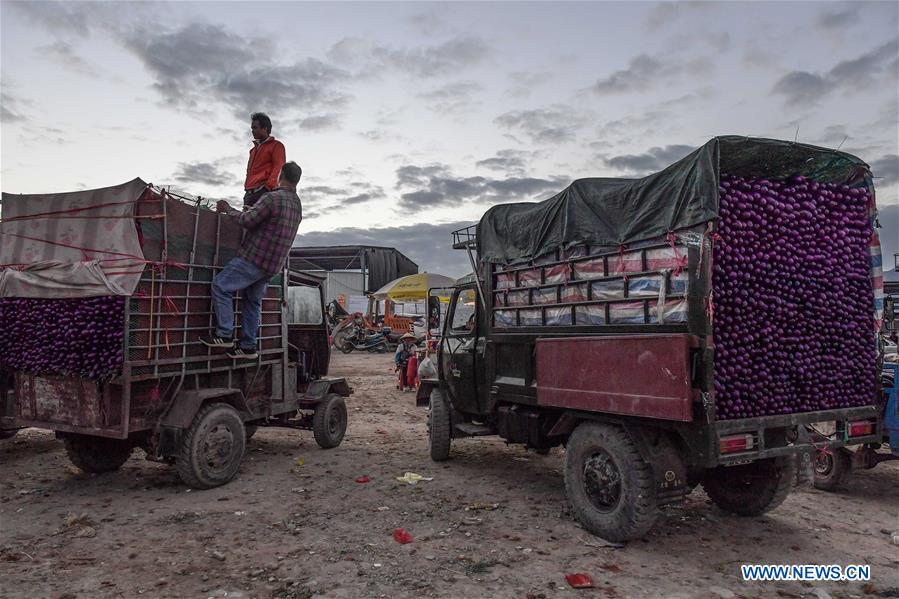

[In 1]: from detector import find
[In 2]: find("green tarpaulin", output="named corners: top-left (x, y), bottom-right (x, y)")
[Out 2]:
top-left (477, 136), bottom-right (871, 265)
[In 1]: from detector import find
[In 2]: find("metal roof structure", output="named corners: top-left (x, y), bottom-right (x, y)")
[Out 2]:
top-left (288, 245), bottom-right (418, 294)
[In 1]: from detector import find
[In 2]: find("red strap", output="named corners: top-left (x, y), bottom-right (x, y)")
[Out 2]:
top-left (4, 232), bottom-right (145, 261)
top-left (0, 197), bottom-right (159, 223)
top-left (666, 232), bottom-right (688, 277)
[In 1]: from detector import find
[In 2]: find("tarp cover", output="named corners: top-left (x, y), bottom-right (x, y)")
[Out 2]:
top-left (1, 178), bottom-right (148, 298)
top-left (477, 136), bottom-right (871, 264)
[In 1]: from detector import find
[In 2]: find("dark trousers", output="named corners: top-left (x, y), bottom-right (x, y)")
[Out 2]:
top-left (243, 186), bottom-right (268, 208)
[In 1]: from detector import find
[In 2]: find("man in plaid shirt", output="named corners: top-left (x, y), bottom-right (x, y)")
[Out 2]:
top-left (201, 161), bottom-right (303, 359)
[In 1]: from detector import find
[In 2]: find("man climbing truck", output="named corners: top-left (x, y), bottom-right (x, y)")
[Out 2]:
top-left (416, 137), bottom-right (885, 541)
top-left (0, 180), bottom-right (350, 488)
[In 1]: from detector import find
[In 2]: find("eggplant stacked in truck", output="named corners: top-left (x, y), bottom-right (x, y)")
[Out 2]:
top-left (0, 179), bottom-right (350, 488)
top-left (713, 174), bottom-right (877, 418)
top-left (422, 136), bottom-right (885, 541)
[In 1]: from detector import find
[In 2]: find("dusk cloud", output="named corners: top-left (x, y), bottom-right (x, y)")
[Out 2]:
top-left (300, 113), bottom-right (343, 131)
top-left (815, 3), bottom-right (862, 30)
top-left (302, 182), bottom-right (387, 209)
top-left (772, 37), bottom-right (898, 105)
top-left (589, 53), bottom-right (714, 95)
top-left (475, 149), bottom-right (529, 175)
top-left (35, 41), bottom-right (98, 76)
top-left (328, 34), bottom-right (491, 78)
top-left (505, 70), bottom-right (553, 98)
top-left (871, 154), bottom-right (899, 187)
top-left (643, 1), bottom-right (716, 31)
top-left (373, 35), bottom-right (491, 77)
top-left (0, 92), bottom-right (28, 123)
top-left (494, 105), bottom-right (587, 144)
top-left (603, 145), bottom-right (696, 175)
top-left (418, 81), bottom-right (482, 115)
top-left (122, 23), bottom-right (351, 119)
top-left (395, 162), bottom-right (565, 212)
top-left (173, 161), bottom-right (240, 187)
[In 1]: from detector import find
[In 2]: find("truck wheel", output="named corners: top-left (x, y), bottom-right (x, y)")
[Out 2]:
top-left (564, 422), bottom-right (658, 542)
top-left (64, 435), bottom-right (133, 473)
top-left (313, 394), bottom-right (347, 449)
top-left (702, 457), bottom-right (795, 516)
top-left (176, 402), bottom-right (246, 489)
top-left (813, 448), bottom-right (852, 491)
top-left (428, 388), bottom-right (451, 461)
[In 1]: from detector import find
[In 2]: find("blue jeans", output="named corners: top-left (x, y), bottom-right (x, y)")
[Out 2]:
top-left (211, 257), bottom-right (270, 350)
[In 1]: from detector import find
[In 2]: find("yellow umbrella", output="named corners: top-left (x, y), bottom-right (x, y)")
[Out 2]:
top-left (372, 273), bottom-right (456, 302)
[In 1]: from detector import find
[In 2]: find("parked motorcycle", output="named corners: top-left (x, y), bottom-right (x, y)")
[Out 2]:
top-left (334, 317), bottom-right (389, 353)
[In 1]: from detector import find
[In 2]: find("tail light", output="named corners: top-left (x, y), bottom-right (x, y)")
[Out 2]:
top-left (846, 420), bottom-right (874, 437)
top-left (719, 434), bottom-right (755, 454)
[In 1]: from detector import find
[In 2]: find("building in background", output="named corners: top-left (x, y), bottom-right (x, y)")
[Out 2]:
top-left (289, 245), bottom-right (418, 311)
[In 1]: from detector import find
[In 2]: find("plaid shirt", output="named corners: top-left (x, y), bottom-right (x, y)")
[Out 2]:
top-left (234, 187), bottom-right (302, 275)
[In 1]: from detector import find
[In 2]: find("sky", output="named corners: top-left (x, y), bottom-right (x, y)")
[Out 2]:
top-left (1, 0), bottom-right (897, 277)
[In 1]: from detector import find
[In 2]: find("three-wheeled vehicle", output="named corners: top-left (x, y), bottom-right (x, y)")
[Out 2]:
top-left (416, 137), bottom-right (884, 541)
top-left (0, 180), bottom-right (350, 488)
top-left (811, 296), bottom-right (899, 490)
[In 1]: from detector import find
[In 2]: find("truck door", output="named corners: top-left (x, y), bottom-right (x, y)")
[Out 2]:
top-left (440, 286), bottom-right (480, 415)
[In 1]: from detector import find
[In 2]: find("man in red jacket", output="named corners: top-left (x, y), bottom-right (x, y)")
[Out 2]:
top-left (244, 112), bottom-right (286, 208)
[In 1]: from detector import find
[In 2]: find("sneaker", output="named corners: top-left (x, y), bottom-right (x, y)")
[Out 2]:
top-left (227, 347), bottom-right (258, 360)
top-left (200, 335), bottom-right (234, 349)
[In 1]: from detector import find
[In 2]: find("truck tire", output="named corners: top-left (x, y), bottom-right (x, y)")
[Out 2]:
top-left (702, 457), bottom-right (795, 516)
top-left (176, 402), bottom-right (246, 489)
top-left (813, 448), bottom-right (852, 491)
top-left (313, 394), bottom-right (347, 449)
top-left (64, 435), bottom-right (133, 473)
top-left (428, 388), bottom-right (451, 461)
top-left (564, 422), bottom-right (658, 542)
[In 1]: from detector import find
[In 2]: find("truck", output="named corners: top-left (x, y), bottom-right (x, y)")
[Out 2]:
top-left (0, 179), bottom-right (350, 488)
top-left (416, 136), bottom-right (884, 541)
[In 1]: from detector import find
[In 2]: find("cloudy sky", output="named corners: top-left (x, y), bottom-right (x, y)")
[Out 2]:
top-left (1, 1), bottom-right (897, 276)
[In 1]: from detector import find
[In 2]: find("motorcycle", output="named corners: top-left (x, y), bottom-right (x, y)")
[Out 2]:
top-left (335, 317), bottom-right (389, 354)
top-left (810, 362), bottom-right (898, 490)
top-left (325, 300), bottom-right (350, 332)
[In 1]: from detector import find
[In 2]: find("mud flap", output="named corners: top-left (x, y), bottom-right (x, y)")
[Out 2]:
top-left (651, 441), bottom-right (689, 506)
top-left (417, 379), bottom-right (437, 407)
top-left (301, 377), bottom-right (352, 401)
top-left (158, 426), bottom-right (182, 457)
top-left (627, 426), bottom-right (688, 506)
top-left (793, 426), bottom-right (815, 486)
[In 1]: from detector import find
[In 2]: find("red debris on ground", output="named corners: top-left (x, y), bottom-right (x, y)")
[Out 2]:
top-left (392, 528), bottom-right (413, 544)
top-left (565, 573), bottom-right (594, 589)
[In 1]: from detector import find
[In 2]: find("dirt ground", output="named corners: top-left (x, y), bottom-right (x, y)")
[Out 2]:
top-left (1, 352), bottom-right (897, 599)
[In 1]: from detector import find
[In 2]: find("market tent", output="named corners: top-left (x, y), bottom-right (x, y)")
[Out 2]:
top-left (371, 273), bottom-right (456, 302)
